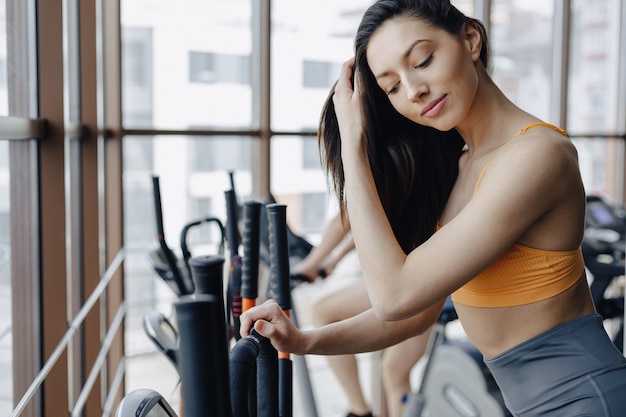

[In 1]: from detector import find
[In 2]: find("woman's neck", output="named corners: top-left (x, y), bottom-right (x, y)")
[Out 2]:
top-left (455, 72), bottom-right (535, 157)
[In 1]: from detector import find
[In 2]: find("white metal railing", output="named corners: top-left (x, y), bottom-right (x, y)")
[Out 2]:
top-left (70, 302), bottom-right (126, 416)
top-left (102, 357), bottom-right (127, 417)
top-left (9, 249), bottom-right (126, 417)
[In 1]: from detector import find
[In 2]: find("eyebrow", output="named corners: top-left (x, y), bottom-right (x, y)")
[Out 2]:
top-left (375, 39), bottom-right (428, 80)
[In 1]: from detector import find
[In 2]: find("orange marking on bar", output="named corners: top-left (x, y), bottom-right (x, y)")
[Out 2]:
top-left (243, 298), bottom-right (256, 312)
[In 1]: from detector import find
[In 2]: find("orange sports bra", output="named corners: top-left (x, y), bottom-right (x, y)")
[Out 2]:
top-left (449, 122), bottom-right (586, 308)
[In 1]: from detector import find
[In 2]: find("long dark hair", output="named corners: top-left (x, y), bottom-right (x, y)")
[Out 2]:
top-left (319, 0), bottom-right (491, 252)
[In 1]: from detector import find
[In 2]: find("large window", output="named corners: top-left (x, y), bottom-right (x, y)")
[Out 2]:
top-left (120, 1), bottom-right (257, 396)
top-left (1, 0), bottom-right (12, 413)
top-left (491, 0), bottom-right (555, 122)
top-left (270, 1), bottom-right (367, 132)
top-left (121, 0), bottom-right (253, 130)
top-left (268, 1), bottom-right (371, 239)
top-left (3, 0), bottom-right (625, 415)
top-left (0, 141), bottom-right (11, 416)
top-left (567, 0), bottom-right (624, 199)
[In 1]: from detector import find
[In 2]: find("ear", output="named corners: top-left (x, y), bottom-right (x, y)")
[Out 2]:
top-left (464, 21), bottom-right (483, 63)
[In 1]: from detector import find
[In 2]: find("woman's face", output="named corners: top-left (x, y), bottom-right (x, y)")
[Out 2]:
top-left (366, 17), bottom-right (482, 132)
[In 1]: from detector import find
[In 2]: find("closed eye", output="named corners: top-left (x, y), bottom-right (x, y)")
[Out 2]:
top-left (416, 53), bottom-right (433, 68)
top-left (384, 52), bottom-right (433, 95)
top-left (386, 82), bottom-right (400, 95)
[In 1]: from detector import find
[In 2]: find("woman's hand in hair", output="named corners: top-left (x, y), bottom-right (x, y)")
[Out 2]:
top-left (333, 57), bottom-right (365, 160)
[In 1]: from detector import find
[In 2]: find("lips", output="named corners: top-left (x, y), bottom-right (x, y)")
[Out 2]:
top-left (421, 95), bottom-right (447, 117)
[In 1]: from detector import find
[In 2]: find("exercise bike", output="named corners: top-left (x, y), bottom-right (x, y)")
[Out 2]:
top-left (143, 175), bottom-right (226, 374)
top-left (138, 169), bottom-right (321, 415)
top-left (147, 175), bottom-right (226, 297)
top-left (117, 202), bottom-right (301, 417)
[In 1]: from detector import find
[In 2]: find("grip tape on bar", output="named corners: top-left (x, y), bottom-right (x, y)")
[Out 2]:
top-left (266, 203), bottom-right (293, 417)
top-left (242, 200), bottom-right (262, 302)
top-left (266, 204), bottom-right (291, 311)
top-left (225, 189), bottom-right (241, 257)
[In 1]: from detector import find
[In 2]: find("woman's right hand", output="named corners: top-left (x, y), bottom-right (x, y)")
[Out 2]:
top-left (333, 58), bottom-right (365, 158)
top-left (239, 299), bottom-right (309, 355)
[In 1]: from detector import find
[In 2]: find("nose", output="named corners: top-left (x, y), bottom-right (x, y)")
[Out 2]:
top-left (405, 76), bottom-right (428, 103)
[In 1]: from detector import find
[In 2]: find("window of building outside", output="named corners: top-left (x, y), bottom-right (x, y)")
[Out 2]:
top-left (568, 0), bottom-right (623, 200)
top-left (189, 51), bottom-right (250, 85)
top-left (0, 0), bottom-right (13, 413)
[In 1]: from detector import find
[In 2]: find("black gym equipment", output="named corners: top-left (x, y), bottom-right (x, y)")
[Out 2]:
top-left (143, 175), bottom-right (226, 374)
top-left (148, 175), bottom-right (225, 297)
top-left (225, 188), bottom-right (244, 341)
top-left (582, 195), bottom-right (624, 351)
top-left (142, 310), bottom-right (179, 374)
top-left (266, 204), bottom-right (294, 417)
top-left (115, 388), bottom-right (178, 417)
top-left (118, 200), bottom-right (301, 417)
top-left (175, 292), bottom-right (231, 417)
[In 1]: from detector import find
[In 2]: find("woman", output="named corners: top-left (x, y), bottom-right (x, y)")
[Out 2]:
top-left (241, 1), bottom-right (626, 415)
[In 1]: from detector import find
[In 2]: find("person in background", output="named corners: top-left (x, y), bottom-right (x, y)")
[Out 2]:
top-left (243, 1), bottom-right (626, 415)
top-left (292, 213), bottom-right (432, 417)
top-left (291, 213), bottom-right (355, 283)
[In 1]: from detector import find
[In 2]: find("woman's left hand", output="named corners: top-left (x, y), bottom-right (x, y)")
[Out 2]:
top-left (239, 299), bottom-right (309, 354)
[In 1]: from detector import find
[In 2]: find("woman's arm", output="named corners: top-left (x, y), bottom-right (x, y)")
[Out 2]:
top-left (319, 233), bottom-right (355, 277)
top-left (291, 213), bottom-right (350, 280)
top-left (239, 298), bottom-right (444, 355)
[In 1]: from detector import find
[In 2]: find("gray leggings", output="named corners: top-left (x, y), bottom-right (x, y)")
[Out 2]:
top-left (484, 314), bottom-right (626, 417)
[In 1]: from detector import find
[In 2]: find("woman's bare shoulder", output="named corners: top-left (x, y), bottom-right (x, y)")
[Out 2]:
top-left (477, 131), bottom-right (583, 219)
top-left (498, 130), bottom-right (579, 175)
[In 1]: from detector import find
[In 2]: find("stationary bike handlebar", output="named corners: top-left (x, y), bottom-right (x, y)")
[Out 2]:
top-left (180, 216), bottom-right (225, 268)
